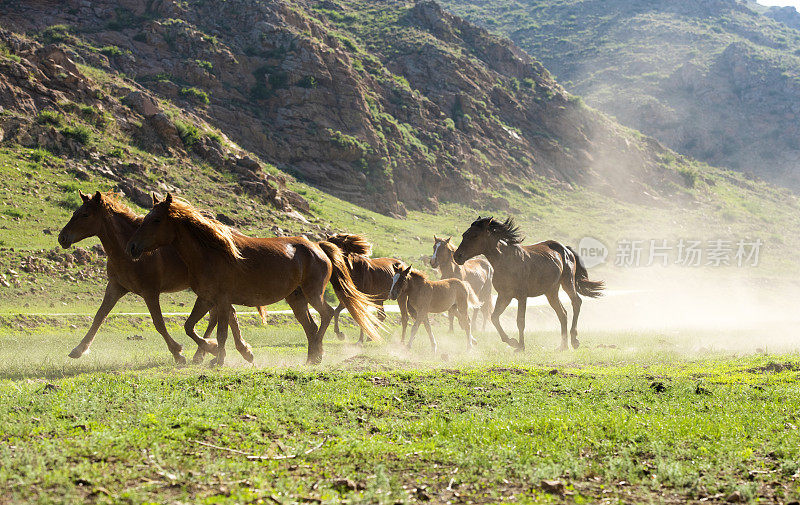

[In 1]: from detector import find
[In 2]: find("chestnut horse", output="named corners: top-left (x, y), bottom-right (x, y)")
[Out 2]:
top-left (453, 217), bottom-right (603, 351)
top-left (57, 191), bottom-right (261, 364)
top-left (431, 236), bottom-right (493, 331)
top-left (126, 194), bottom-right (380, 365)
top-left (325, 234), bottom-right (407, 344)
top-left (389, 264), bottom-right (481, 353)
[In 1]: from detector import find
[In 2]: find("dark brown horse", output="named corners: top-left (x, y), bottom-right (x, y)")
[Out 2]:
top-left (388, 264), bottom-right (481, 353)
top-left (325, 233), bottom-right (406, 344)
top-left (126, 194), bottom-right (380, 365)
top-left (431, 236), bottom-right (493, 331)
top-left (57, 191), bottom-right (260, 364)
top-left (453, 217), bottom-right (603, 351)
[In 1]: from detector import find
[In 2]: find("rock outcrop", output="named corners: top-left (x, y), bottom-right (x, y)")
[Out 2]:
top-left (0, 0), bottom-right (693, 214)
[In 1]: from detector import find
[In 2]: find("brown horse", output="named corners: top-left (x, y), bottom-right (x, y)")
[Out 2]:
top-left (431, 236), bottom-right (493, 331)
top-left (389, 264), bottom-right (481, 353)
top-left (57, 191), bottom-right (259, 364)
top-left (453, 217), bottom-right (603, 351)
top-left (325, 233), bottom-right (407, 344)
top-left (126, 194), bottom-right (380, 365)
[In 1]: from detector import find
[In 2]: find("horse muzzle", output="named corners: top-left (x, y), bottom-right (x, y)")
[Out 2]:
top-left (453, 251), bottom-right (465, 265)
top-left (57, 232), bottom-right (71, 249)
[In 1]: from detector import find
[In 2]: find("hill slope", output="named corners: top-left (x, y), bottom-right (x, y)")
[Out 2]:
top-left (1, 0), bottom-right (701, 215)
top-left (440, 0), bottom-right (800, 189)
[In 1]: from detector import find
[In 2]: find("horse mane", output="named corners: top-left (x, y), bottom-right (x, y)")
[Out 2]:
top-left (327, 233), bottom-right (373, 257)
top-left (409, 268), bottom-right (428, 281)
top-left (99, 192), bottom-right (142, 224)
top-left (473, 216), bottom-right (524, 245)
top-left (167, 198), bottom-right (243, 259)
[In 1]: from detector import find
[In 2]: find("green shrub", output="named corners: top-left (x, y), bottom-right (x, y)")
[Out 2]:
top-left (179, 87), bottom-right (210, 105)
top-left (174, 120), bottom-right (200, 146)
top-left (30, 148), bottom-right (50, 162)
top-left (195, 59), bottom-right (213, 72)
top-left (37, 110), bottom-right (63, 126)
top-left (61, 124), bottom-right (92, 144)
top-left (109, 147), bottom-right (125, 158)
top-left (444, 118), bottom-right (456, 131)
top-left (0, 43), bottom-right (21, 63)
top-left (99, 45), bottom-right (123, 57)
top-left (41, 25), bottom-right (71, 44)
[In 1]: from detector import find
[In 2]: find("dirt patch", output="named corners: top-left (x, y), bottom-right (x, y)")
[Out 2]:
top-left (748, 362), bottom-right (800, 374)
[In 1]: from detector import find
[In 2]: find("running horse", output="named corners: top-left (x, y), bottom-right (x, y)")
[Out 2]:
top-left (126, 194), bottom-right (380, 365)
top-left (453, 217), bottom-right (604, 351)
top-left (431, 236), bottom-right (493, 331)
top-left (388, 264), bottom-right (481, 353)
top-left (325, 233), bottom-right (407, 344)
top-left (57, 191), bottom-right (262, 364)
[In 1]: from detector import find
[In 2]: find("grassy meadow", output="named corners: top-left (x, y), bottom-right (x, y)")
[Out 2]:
top-left (2, 306), bottom-right (800, 504)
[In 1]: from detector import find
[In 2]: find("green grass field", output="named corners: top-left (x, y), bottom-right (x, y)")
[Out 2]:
top-left (2, 310), bottom-right (800, 504)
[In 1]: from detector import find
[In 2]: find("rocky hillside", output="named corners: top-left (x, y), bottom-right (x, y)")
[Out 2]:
top-left (0, 0), bottom-right (695, 216)
top-left (441, 0), bottom-right (800, 190)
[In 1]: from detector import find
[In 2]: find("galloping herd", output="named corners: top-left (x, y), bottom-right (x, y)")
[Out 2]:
top-left (58, 191), bottom-right (604, 365)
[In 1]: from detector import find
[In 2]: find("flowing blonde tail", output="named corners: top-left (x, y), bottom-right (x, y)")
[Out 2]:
top-left (256, 306), bottom-right (268, 324)
top-left (465, 282), bottom-right (483, 309)
top-left (318, 241), bottom-right (382, 340)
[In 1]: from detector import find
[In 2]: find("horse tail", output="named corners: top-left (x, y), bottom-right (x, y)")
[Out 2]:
top-left (565, 245), bottom-right (605, 298)
top-left (318, 241), bottom-right (382, 340)
top-left (464, 282), bottom-right (483, 309)
top-left (256, 306), bottom-right (268, 325)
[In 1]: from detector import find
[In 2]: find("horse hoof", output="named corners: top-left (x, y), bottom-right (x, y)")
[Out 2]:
top-left (514, 346), bottom-right (525, 353)
top-left (239, 347), bottom-right (255, 363)
top-left (203, 339), bottom-right (218, 354)
top-left (506, 338), bottom-right (520, 349)
top-left (469, 337), bottom-right (478, 347)
top-left (68, 347), bottom-right (85, 359)
top-left (306, 355), bottom-right (323, 365)
top-left (558, 345), bottom-right (568, 352)
top-left (335, 332), bottom-right (346, 341)
top-left (571, 339), bottom-right (580, 349)
top-left (174, 353), bottom-right (187, 366)
top-left (192, 350), bottom-right (206, 364)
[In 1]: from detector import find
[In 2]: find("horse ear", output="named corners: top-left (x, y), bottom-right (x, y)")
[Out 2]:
top-left (404, 264), bottom-right (412, 274)
top-left (445, 236), bottom-right (451, 243)
top-left (165, 193), bottom-right (173, 205)
top-left (94, 191), bottom-right (102, 202)
top-left (152, 192), bottom-right (161, 205)
top-left (434, 235), bottom-right (438, 241)
top-left (79, 191), bottom-right (90, 203)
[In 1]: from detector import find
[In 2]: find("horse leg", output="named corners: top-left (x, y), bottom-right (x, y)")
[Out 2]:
top-left (422, 316), bottom-right (437, 355)
top-left (481, 285), bottom-right (493, 331)
top-left (515, 296), bottom-right (527, 352)
top-left (399, 293), bottom-right (410, 344)
top-left (286, 288), bottom-right (322, 365)
top-left (332, 303), bottom-right (346, 340)
top-left (406, 317), bottom-right (423, 350)
top-left (448, 307), bottom-right (455, 333)
top-left (69, 281), bottom-right (127, 358)
top-left (561, 279), bottom-right (582, 349)
top-left (211, 304), bottom-right (231, 366)
top-left (184, 298), bottom-right (217, 364)
top-left (303, 284), bottom-right (335, 343)
top-left (491, 294), bottom-right (514, 347)
top-left (143, 293), bottom-right (186, 365)
top-left (545, 290), bottom-right (569, 351)
top-left (228, 307), bottom-right (254, 363)
top-left (460, 299), bottom-right (477, 349)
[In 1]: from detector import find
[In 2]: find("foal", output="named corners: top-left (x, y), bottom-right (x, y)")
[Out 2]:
top-left (388, 265), bottom-right (481, 353)
top-left (431, 236), bottom-right (493, 331)
top-left (325, 233), bottom-right (406, 344)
